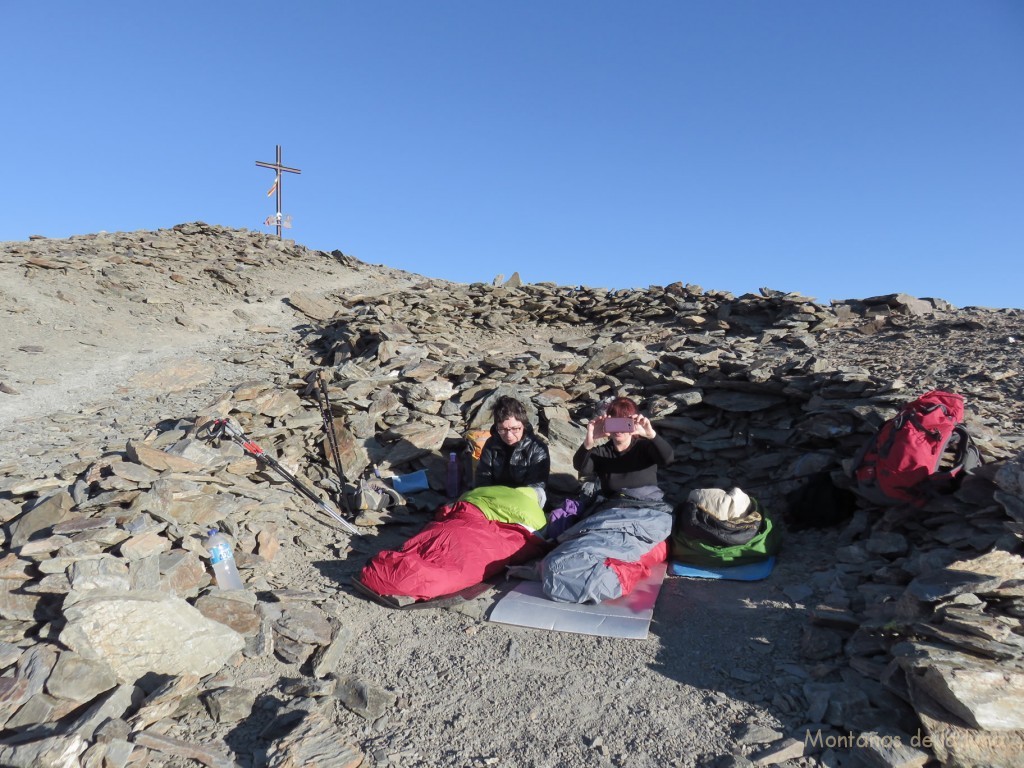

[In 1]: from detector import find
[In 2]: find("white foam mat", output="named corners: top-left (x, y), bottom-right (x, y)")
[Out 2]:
top-left (487, 563), bottom-right (666, 639)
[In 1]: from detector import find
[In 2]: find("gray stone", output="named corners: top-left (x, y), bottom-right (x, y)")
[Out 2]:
top-left (865, 531), bottom-right (910, 558)
top-left (736, 723), bottom-right (784, 745)
top-left (911, 655), bottom-right (1024, 730)
top-left (108, 460), bottom-right (160, 484)
top-left (782, 585), bottom-right (814, 604)
top-left (703, 390), bottom-right (787, 412)
top-left (9, 490), bottom-right (73, 549)
top-left (158, 549), bottom-right (208, 597)
top-left (59, 589), bottom-right (244, 683)
top-left (823, 686), bottom-right (871, 728)
top-left (287, 291), bottom-right (338, 322)
top-left (63, 683), bottom-right (143, 741)
top-left (310, 620), bottom-right (353, 679)
top-left (0, 640), bottom-right (21, 669)
top-left (202, 685), bottom-right (256, 723)
top-left (0, 676), bottom-right (31, 725)
top-left (132, 731), bottom-right (237, 768)
top-left (911, 685), bottom-right (1024, 768)
top-left (16, 643), bottom-right (57, 699)
top-left (0, 734), bottom-right (87, 768)
top-left (800, 626), bottom-right (845, 661)
top-left (751, 737), bottom-right (804, 766)
top-left (80, 739), bottom-right (134, 768)
top-left (335, 675), bottom-right (397, 720)
top-left (128, 673), bottom-right (201, 731)
top-left (377, 418), bottom-right (450, 468)
top-left (195, 592), bottom-right (262, 636)
top-left (274, 603), bottom-right (334, 646)
top-left (851, 728), bottom-right (929, 768)
top-left (117, 530), bottom-right (172, 561)
top-left (45, 652), bottom-right (117, 703)
top-left (906, 568), bottom-right (1004, 603)
top-left (264, 708), bottom-right (364, 768)
top-left (7, 691), bottom-right (71, 733)
top-left (0, 574), bottom-right (44, 622)
top-left (129, 553), bottom-right (163, 590)
top-left (67, 556), bottom-right (131, 592)
top-left (125, 440), bottom-right (203, 472)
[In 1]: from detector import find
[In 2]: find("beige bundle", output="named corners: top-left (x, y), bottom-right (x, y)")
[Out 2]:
top-left (687, 487), bottom-right (761, 526)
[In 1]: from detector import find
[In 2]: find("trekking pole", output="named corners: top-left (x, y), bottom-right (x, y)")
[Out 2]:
top-left (314, 371), bottom-right (350, 511)
top-left (203, 418), bottom-right (361, 536)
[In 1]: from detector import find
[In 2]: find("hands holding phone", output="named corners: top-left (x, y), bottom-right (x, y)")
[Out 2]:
top-left (584, 413), bottom-right (656, 449)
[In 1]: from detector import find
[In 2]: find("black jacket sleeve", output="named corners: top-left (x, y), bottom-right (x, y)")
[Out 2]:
top-left (649, 434), bottom-right (674, 466)
top-left (475, 438), bottom-right (501, 487)
top-left (573, 443), bottom-right (595, 475)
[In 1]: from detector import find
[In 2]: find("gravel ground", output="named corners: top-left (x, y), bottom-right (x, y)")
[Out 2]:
top-left (2, 229), bottom-right (984, 768)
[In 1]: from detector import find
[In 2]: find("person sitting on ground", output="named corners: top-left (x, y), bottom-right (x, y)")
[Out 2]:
top-left (573, 396), bottom-right (674, 499)
top-left (475, 395), bottom-right (551, 506)
top-left (356, 396), bottom-right (550, 605)
top-left (537, 395), bottom-right (675, 603)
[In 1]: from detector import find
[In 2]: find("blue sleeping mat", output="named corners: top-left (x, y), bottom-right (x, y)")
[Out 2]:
top-left (669, 556), bottom-right (776, 581)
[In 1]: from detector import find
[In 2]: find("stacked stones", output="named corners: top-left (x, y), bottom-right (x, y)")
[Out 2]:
top-left (303, 276), bottom-right (1023, 506)
top-left (0, 390), bottom-right (368, 766)
top-left (297, 276), bottom-right (1024, 767)
top-left (0, 224), bottom-right (1022, 766)
top-left (298, 276), bottom-right (1024, 765)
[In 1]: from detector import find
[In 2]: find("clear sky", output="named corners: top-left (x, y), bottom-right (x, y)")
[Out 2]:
top-left (4, 2), bottom-right (1022, 308)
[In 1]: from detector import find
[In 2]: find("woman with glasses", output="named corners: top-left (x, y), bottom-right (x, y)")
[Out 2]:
top-left (475, 395), bottom-right (551, 506)
top-left (355, 394), bottom-right (550, 606)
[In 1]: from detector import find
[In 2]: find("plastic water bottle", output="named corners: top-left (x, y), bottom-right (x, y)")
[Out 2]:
top-left (204, 528), bottom-right (245, 590)
top-left (445, 452), bottom-right (461, 498)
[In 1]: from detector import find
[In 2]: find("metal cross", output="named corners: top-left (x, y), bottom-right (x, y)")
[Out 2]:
top-left (255, 145), bottom-right (302, 237)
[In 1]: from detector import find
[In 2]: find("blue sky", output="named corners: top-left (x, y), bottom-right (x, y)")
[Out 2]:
top-left (4, 2), bottom-right (1022, 308)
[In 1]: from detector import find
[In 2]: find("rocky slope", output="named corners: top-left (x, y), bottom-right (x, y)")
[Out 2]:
top-left (1, 223), bottom-right (1022, 768)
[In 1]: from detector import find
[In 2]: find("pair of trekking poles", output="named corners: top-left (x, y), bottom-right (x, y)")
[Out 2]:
top-left (201, 371), bottom-right (360, 536)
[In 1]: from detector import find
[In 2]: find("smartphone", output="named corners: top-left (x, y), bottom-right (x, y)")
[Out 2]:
top-left (603, 417), bottom-right (635, 433)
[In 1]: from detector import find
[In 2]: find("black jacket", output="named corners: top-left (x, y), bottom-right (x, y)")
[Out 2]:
top-left (476, 427), bottom-right (550, 491)
top-left (573, 434), bottom-right (674, 496)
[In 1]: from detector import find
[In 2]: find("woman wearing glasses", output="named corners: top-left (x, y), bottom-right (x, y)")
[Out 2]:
top-left (475, 395), bottom-right (551, 506)
top-left (356, 394), bottom-right (551, 604)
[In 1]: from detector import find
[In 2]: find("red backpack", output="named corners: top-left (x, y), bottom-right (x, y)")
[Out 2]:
top-left (851, 390), bottom-right (982, 506)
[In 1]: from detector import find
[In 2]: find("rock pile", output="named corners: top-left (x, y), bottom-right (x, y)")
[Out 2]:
top-left (296, 271), bottom-right (1024, 765)
top-left (0, 224), bottom-right (1022, 767)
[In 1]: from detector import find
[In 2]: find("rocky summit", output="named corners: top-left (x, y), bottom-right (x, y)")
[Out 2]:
top-left (0, 222), bottom-right (1022, 768)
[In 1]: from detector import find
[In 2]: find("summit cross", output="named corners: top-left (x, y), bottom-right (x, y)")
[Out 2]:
top-left (255, 145), bottom-right (302, 237)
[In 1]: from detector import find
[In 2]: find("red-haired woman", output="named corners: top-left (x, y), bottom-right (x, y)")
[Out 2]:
top-left (538, 396), bottom-right (675, 604)
top-left (573, 396), bottom-right (674, 497)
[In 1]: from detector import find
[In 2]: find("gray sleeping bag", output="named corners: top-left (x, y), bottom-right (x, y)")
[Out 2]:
top-left (539, 503), bottom-right (672, 604)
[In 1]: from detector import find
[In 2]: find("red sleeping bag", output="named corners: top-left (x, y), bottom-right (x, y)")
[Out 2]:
top-left (358, 501), bottom-right (549, 601)
top-left (605, 539), bottom-right (668, 597)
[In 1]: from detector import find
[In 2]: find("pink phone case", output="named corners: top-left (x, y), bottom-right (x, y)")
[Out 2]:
top-left (603, 417), bottom-right (635, 433)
